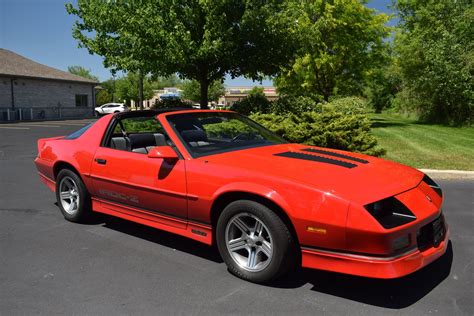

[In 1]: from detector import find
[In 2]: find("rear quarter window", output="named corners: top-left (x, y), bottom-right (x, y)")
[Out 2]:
top-left (64, 123), bottom-right (94, 140)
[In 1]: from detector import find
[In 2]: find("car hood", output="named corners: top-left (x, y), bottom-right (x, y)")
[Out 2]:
top-left (202, 143), bottom-right (424, 205)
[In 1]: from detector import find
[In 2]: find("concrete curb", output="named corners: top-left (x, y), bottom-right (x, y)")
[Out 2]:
top-left (419, 169), bottom-right (474, 180)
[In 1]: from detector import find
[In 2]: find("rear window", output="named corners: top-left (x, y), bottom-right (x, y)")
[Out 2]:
top-left (64, 123), bottom-right (94, 140)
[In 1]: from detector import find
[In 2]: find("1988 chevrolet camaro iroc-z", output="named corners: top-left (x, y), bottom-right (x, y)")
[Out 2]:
top-left (34, 109), bottom-right (449, 283)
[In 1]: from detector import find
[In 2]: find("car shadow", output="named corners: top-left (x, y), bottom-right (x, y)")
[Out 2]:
top-left (75, 206), bottom-right (453, 309)
top-left (271, 241), bottom-right (454, 309)
top-left (100, 214), bottom-right (224, 264)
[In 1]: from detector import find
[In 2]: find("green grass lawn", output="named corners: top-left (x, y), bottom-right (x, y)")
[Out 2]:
top-left (370, 113), bottom-right (474, 170)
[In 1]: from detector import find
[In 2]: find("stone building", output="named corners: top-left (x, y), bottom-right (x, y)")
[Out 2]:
top-left (0, 49), bottom-right (97, 121)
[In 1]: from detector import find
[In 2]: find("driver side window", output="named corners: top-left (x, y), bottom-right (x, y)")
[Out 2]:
top-left (107, 116), bottom-right (172, 154)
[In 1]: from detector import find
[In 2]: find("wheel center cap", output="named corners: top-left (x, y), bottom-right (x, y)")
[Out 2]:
top-left (247, 236), bottom-right (258, 247)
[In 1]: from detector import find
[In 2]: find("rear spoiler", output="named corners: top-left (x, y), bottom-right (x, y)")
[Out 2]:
top-left (37, 136), bottom-right (64, 156)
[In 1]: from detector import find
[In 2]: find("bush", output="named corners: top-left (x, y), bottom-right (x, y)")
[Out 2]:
top-left (152, 98), bottom-right (193, 109)
top-left (270, 95), bottom-right (321, 115)
top-left (323, 96), bottom-right (369, 115)
top-left (231, 87), bottom-right (271, 115)
top-left (250, 99), bottom-right (385, 156)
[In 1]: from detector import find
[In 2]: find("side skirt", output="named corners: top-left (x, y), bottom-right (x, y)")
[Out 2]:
top-left (92, 197), bottom-right (213, 245)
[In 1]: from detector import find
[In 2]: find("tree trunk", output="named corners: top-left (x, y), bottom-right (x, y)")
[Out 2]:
top-left (199, 79), bottom-right (209, 109)
top-left (138, 70), bottom-right (144, 110)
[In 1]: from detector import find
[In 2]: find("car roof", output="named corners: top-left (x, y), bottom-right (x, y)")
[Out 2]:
top-left (113, 108), bottom-right (198, 119)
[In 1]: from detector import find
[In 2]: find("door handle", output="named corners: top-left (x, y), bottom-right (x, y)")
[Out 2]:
top-left (95, 158), bottom-right (107, 165)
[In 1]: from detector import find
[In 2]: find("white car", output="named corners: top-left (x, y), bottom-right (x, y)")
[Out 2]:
top-left (94, 103), bottom-right (128, 116)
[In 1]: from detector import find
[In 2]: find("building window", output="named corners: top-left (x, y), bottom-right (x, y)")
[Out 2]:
top-left (75, 94), bottom-right (88, 107)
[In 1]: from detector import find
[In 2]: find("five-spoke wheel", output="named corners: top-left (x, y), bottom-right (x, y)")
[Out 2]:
top-left (59, 176), bottom-right (80, 215)
top-left (217, 200), bottom-right (296, 283)
top-left (55, 168), bottom-right (91, 223)
top-left (225, 213), bottom-right (273, 272)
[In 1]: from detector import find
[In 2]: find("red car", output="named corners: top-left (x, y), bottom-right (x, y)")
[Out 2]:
top-left (34, 109), bottom-right (449, 283)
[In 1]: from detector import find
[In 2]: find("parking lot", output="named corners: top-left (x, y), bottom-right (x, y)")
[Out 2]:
top-left (0, 119), bottom-right (473, 315)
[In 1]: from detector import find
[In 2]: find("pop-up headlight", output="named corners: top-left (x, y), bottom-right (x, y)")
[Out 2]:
top-left (364, 197), bottom-right (417, 229)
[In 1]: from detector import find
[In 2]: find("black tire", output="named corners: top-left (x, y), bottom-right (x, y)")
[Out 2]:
top-left (114, 111), bottom-right (120, 113)
top-left (216, 200), bottom-right (296, 283)
top-left (94, 111), bottom-right (100, 117)
top-left (55, 169), bottom-right (92, 223)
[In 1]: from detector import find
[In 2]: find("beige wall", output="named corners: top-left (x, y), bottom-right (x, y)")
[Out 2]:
top-left (0, 76), bottom-right (94, 109)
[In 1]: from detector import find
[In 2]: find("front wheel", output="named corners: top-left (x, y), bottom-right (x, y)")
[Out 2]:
top-left (94, 111), bottom-right (100, 117)
top-left (55, 169), bottom-right (92, 223)
top-left (216, 200), bottom-right (296, 283)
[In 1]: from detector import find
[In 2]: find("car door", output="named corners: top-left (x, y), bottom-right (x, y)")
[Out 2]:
top-left (89, 116), bottom-right (188, 224)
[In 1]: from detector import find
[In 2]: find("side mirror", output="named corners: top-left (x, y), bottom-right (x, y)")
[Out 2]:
top-left (147, 146), bottom-right (179, 160)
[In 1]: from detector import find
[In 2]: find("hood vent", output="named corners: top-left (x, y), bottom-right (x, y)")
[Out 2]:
top-left (274, 151), bottom-right (357, 169)
top-left (302, 148), bottom-right (369, 164)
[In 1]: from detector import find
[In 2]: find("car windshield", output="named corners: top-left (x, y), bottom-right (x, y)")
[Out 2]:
top-left (166, 112), bottom-right (286, 157)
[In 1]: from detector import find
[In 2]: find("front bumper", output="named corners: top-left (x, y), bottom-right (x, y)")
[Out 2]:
top-left (301, 227), bottom-right (449, 279)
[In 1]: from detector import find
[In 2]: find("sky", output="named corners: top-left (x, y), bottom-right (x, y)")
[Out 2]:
top-left (0, 0), bottom-right (394, 86)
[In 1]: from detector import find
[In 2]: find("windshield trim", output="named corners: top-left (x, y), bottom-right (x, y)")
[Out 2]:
top-left (165, 111), bottom-right (286, 158)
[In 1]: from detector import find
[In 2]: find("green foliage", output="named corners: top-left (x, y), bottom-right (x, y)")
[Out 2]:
top-left (151, 75), bottom-right (182, 90)
top-left (249, 98), bottom-right (385, 156)
top-left (275, 0), bottom-right (391, 101)
top-left (67, 0), bottom-right (296, 108)
top-left (115, 72), bottom-right (154, 104)
top-left (67, 65), bottom-right (98, 81)
top-left (364, 63), bottom-right (401, 113)
top-left (393, 0), bottom-right (473, 125)
top-left (181, 80), bottom-right (225, 103)
top-left (152, 98), bottom-right (193, 109)
top-left (324, 97), bottom-right (369, 115)
top-left (95, 89), bottom-right (112, 106)
top-left (270, 95), bottom-right (321, 115)
top-left (204, 119), bottom-right (254, 139)
top-left (232, 87), bottom-right (272, 115)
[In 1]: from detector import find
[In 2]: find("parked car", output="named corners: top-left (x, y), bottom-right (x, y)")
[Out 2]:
top-left (94, 103), bottom-right (128, 116)
top-left (34, 109), bottom-right (449, 283)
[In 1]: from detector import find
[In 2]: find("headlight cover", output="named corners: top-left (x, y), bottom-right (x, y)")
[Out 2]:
top-left (364, 197), bottom-right (417, 229)
top-left (422, 174), bottom-right (442, 197)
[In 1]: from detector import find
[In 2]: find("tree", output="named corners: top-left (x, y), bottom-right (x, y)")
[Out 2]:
top-left (115, 72), bottom-right (154, 105)
top-left (151, 75), bottom-right (182, 90)
top-left (66, 0), bottom-right (296, 108)
top-left (95, 89), bottom-right (112, 106)
top-left (67, 65), bottom-right (98, 81)
top-left (275, 0), bottom-right (391, 102)
top-left (393, 0), bottom-right (473, 125)
top-left (181, 80), bottom-right (225, 103)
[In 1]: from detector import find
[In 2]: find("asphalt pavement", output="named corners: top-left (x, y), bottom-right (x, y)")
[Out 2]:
top-left (0, 120), bottom-right (473, 315)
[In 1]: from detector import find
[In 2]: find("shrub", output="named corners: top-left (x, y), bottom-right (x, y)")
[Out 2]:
top-left (250, 102), bottom-right (385, 156)
top-left (231, 87), bottom-right (271, 115)
top-left (270, 95), bottom-right (321, 115)
top-left (152, 98), bottom-right (193, 109)
top-left (323, 96), bottom-right (369, 115)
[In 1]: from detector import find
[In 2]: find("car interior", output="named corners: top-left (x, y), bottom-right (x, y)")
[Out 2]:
top-left (106, 115), bottom-right (176, 154)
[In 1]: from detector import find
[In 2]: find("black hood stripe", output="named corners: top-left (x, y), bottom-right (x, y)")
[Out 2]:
top-left (302, 148), bottom-right (369, 164)
top-left (274, 151), bottom-right (357, 169)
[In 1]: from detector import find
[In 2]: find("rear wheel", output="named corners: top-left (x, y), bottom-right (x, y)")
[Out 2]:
top-left (216, 200), bottom-right (296, 283)
top-left (55, 169), bottom-right (91, 223)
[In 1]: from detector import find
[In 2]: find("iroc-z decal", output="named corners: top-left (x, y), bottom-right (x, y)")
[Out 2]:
top-left (99, 189), bottom-right (139, 204)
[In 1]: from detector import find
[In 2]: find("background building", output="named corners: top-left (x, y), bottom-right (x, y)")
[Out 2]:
top-left (219, 86), bottom-right (278, 107)
top-left (0, 49), bottom-right (97, 121)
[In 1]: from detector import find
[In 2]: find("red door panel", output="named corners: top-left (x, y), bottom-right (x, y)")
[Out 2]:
top-left (90, 147), bottom-right (187, 220)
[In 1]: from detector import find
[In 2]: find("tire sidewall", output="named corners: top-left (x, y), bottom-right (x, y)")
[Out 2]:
top-left (55, 169), bottom-right (90, 222)
top-left (216, 200), bottom-right (293, 283)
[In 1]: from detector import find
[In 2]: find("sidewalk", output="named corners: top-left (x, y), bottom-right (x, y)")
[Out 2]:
top-left (419, 169), bottom-right (474, 180)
